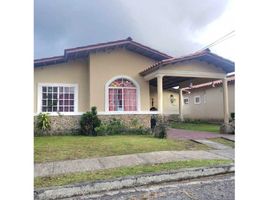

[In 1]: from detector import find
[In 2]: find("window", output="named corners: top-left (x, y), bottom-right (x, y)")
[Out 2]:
top-left (184, 97), bottom-right (189, 104)
top-left (194, 96), bottom-right (201, 104)
top-left (39, 84), bottom-right (77, 113)
top-left (108, 78), bottom-right (137, 111)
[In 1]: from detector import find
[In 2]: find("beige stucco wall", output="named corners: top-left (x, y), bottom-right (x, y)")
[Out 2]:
top-left (34, 47), bottom-right (231, 118)
top-left (183, 84), bottom-right (235, 120)
top-left (89, 48), bottom-right (156, 112)
top-left (34, 59), bottom-right (89, 113)
top-left (149, 86), bottom-right (180, 114)
top-left (34, 48), bottom-right (157, 114)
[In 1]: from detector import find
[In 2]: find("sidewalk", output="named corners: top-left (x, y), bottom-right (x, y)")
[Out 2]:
top-left (35, 148), bottom-right (233, 177)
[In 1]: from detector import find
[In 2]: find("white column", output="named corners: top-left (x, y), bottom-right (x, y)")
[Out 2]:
top-left (157, 75), bottom-right (163, 114)
top-left (223, 77), bottom-right (229, 124)
top-left (179, 89), bottom-right (184, 121)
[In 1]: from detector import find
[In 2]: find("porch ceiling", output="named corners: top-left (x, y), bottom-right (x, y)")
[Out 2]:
top-left (149, 76), bottom-right (217, 89)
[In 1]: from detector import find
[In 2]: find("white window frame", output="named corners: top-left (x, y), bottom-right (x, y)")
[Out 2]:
top-left (183, 97), bottom-right (189, 105)
top-left (194, 95), bottom-right (201, 104)
top-left (105, 75), bottom-right (141, 113)
top-left (37, 83), bottom-right (78, 115)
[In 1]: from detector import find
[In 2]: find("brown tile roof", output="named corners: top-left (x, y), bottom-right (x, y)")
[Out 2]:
top-left (139, 49), bottom-right (235, 76)
top-left (34, 37), bottom-right (172, 67)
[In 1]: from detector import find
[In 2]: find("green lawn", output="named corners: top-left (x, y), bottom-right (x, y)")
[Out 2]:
top-left (170, 122), bottom-right (220, 133)
top-left (209, 138), bottom-right (235, 148)
top-left (34, 135), bottom-right (209, 163)
top-left (34, 159), bottom-right (232, 188)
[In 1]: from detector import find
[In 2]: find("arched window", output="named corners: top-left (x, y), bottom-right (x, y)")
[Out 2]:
top-left (108, 78), bottom-right (137, 111)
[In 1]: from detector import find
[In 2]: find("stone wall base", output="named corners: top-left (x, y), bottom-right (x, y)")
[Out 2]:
top-left (34, 113), bottom-right (224, 135)
top-left (34, 115), bottom-right (81, 135)
top-left (98, 114), bottom-right (151, 129)
top-left (34, 114), bottom-right (152, 135)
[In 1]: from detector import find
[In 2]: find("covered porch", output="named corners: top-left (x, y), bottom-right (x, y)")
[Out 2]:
top-left (140, 49), bottom-right (235, 126)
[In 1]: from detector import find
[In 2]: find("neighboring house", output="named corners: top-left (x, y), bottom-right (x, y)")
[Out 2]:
top-left (34, 37), bottom-right (234, 133)
top-left (182, 75), bottom-right (235, 121)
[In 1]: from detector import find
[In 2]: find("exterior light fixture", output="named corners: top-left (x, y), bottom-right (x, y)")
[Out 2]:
top-left (170, 94), bottom-right (176, 104)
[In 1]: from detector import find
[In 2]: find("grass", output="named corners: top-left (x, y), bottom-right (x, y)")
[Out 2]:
top-left (209, 138), bottom-right (235, 148)
top-left (34, 135), bottom-right (209, 163)
top-left (34, 159), bottom-right (232, 188)
top-left (170, 122), bottom-right (220, 133)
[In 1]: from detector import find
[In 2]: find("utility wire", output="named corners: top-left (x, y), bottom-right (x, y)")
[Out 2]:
top-left (197, 30), bottom-right (235, 52)
top-left (203, 33), bottom-right (235, 50)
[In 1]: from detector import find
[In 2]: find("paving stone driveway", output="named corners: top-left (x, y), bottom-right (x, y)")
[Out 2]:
top-left (167, 128), bottom-right (235, 141)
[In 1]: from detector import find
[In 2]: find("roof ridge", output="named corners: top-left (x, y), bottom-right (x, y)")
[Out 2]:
top-left (34, 37), bottom-right (172, 67)
top-left (65, 38), bottom-right (130, 53)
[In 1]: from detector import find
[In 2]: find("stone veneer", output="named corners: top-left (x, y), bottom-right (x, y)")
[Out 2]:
top-left (98, 114), bottom-right (151, 128)
top-left (34, 114), bottom-right (152, 135)
top-left (34, 115), bottom-right (81, 135)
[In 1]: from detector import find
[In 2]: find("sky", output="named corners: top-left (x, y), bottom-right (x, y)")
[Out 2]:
top-left (34, 0), bottom-right (235, 60)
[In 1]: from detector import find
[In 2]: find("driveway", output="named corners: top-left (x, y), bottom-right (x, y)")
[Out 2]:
top-left (167, 128), bottom-right (235, 141)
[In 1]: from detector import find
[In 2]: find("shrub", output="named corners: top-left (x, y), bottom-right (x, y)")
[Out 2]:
top-left (80, 107), bottom-right (101, 136)
top-left (130, 118), bottom-right (139, 129)
top-left (231, 112), bottom-right (235, 120)
top-left (153, 117), bottom-right (167, 139)
top-left (35, 113), bottom-right (51, 135)
top-left (96, 118), bottom-right (150, 136)
top-left (97, 118), bottom-right (125, 135)
top-left (95, 123), bottom-right (109, 136)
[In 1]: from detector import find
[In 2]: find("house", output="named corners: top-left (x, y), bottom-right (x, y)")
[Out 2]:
top-left (181, 74), bottom-right (235, 121)
top-left (34, 37), bottom-right (234, 133)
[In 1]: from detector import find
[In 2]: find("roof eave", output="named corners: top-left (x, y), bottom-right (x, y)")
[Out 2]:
top-left (34, 38), bottom-right (172, 67)
top-left (140, 52), bottom-right (235, 76)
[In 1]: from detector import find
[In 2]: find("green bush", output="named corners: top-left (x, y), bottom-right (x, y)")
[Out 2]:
top-left (231, 112), bottom-right (235, 120)
top-left (153, 117), bottom-right (167, 139)
top-left (80, 107), bottom-right (101, 136)
top-left (96, 118), bottom-right (150, 136)
top-left (35, 113), bottom-right (51, 135)
top-left (96, 118), bottom-right (125, 135)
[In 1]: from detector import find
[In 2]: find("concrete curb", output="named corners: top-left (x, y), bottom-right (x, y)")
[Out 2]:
top-left (34, 164), bottom-right (234, 200)
top-left (220, 136), bottom-right (235, 142)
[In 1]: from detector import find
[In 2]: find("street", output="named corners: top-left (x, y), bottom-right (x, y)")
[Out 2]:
top-left (67, 173), bottom-right (234, 200)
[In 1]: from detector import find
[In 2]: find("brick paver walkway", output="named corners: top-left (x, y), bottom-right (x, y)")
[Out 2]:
top-left (167, 128), bottom-right (235, 141)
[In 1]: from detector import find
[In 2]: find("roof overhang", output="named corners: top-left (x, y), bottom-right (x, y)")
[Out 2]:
top-left (140, 49), bottom-right (235, 76)
top-left (34, 37), bottom-right (172, 67)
